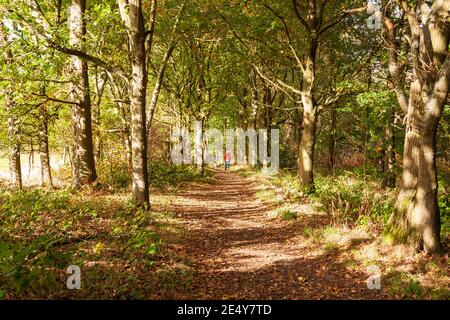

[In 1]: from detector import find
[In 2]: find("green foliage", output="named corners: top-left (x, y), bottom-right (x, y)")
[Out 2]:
top-left (0, 239), bottom-right (71, 294)
top-left (312, 171), bottom-right (394, 225)
top-left (277, 206), bottom-right (297, 221)
top-left (96, 160), bottom-right (215, 190)
top-left (438, 193), bottom-right (450, 240)
top-left (127, 229), bottom-right (162, 256)
top-left (279, 145), bottom-right (297, 168)
top-left (0, 189), bottom-right (75, 296)
top-left (148, 162), bottom-right (214, 189)
top-left (0, 189), bottom-right (69, 217)
top-left (383, 268), bottom-right (449, 299)
top-left (97, 160), bottom-right (132, 189)
top-left (384, 270), bottom-right (425, 299)
top-left (0, 184), bottom-right (187, 299)
top-left (302, 227), bottom-right (321, 242)
top-left (266, 169), bottom-right (305, 201)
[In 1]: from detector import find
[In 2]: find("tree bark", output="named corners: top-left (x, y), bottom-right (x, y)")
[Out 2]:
top-left (119, 0), bottom-right (150, 208)
top-left (328, 105), bottom-right (337, 173)
top-left (384, 0), bottom-right (449, 253)
top-left (93, 68), bottom-right (107, 161)
top-left (6, 95), bottom-right (22, 189)
top-left (382, 109), bottom-right (396, 188)
top-left (1, 22), bottom-right (22, 189)
top-left (251, 69), bottom-right (259, 131)
top-left (297, 34), bottom-right (318, 190)
top-left (68, 0), bottom-right (97, 188)
top-left (146, 4), bottom-right (185, 131)
top-left (118, 101), bottom-right (133, 171)
top-left (38, 106), bottom-right (53, 187)
top-left (297, 91), bottom-right (317, 189)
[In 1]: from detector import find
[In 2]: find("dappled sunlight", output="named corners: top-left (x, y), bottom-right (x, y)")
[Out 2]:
top-left (167, 169), bottom-right (391, 299)
top-left (220, 245), bottom-right (307, 272)
top-left (158, 167), bottom-right (448, 299)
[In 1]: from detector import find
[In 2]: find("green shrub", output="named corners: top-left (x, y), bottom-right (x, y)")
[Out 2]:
top-left (0, 189), bottom-right (75, 296)
top-left (384, 270), bottom-right (424, 299)
top-left (97, 160), bottom-right (132, 189)
top-left (311, 172), bottom-right (395, 225)
top-left (439, 193), bottom-right (450, 240)
top-left (0, 188), bottom-right (69, 213)
top-left (97, 161), bottom-right (215, 190)
top-left (148, 162), bottom-right (213, 189)
top-left (277, 206), bottom-right (297, 220)
top-left (0, 238), bottom-right (71, 294)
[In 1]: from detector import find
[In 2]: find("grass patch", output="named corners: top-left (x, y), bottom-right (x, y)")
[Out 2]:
top-left (96, 160), bottom-right (215, 191)
top-left (384, 270), bottom-right (424, 299)
top-left (0, 187), bottom-right (187, 299)
top-left (323, 242), bottom-right (339, 251)
top-left (302, 227), bottom-right (322, 243)
top-left (277, 206), bottom-right (297, 221)
top-left (255, 189), bottom-right (278, 202)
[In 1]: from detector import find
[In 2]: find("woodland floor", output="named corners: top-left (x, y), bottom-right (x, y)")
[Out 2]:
top-left (156, 169), bottom-right (391, 299)
top-left (2, 166), bottom-right (447, 299)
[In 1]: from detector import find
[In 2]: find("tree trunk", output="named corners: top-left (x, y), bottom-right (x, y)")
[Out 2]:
top-left (62, 145), bottom-right (69, 164)
top-left (415, 111), bottom-right (442, 253)
top-left (119, 101), bottom-right (133, 171)
top-left (38, 107), bottom-right (53, 187)
top-left (297, 35), bottom-right (318, 190)
top-left (93, 68), bottom-right (106, 161)
top-left (384, 0), bottom-right (449, 253)
top-left (297, 92), bottom-right (316, 189)
top-left (295, 0), bottom-right (319, 190)
top-left (119, 0), bottom-right (150, 208)
top-left (382, 109), bottom-right (396, 188)
top-left (328, 105), bottom-right (337, 173)
top-left (1, 22), bottom-right (22, 189)
top-left (68, 0), bottom-right (97, 188)
top-left (6, 96), bottom-right (22, 189)
top-left (251, 70), bottom-right (259, 167)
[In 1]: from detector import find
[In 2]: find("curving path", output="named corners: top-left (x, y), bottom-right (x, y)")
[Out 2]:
top-left (169, 169), bottom-right (386, 299)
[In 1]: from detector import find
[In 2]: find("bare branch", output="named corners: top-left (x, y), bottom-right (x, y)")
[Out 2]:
top-left (318, 5), bottom-right (367, 36)
top-left (292, 0), bottom-right (311, 33)
top-left (253, 64), bottom-right (301, 100)
top-left (262, 3), bottom-right (305, 73)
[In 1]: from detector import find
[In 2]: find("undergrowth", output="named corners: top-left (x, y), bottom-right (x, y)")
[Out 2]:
top-left (96, 160), bottom-right (215, 190)
top-left (0, 187), bottom-right (187, 299)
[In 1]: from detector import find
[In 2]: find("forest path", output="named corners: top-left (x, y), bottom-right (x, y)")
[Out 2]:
top-left (168, 169), bottom-right (385, 299)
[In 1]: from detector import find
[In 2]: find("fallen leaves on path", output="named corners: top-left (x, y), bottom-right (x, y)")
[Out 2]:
top-left (164, 170), bottom-right (387, 299)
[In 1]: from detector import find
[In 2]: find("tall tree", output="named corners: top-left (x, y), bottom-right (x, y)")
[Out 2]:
top-left (217, 0), bottom-right (368, 188)
top-left (1, 22), bottom-right (22, 189)
top-left (146, 3), bottom-right (185, 130)
top-left (68, 0), bottom-right (97, 187)
top-left (118, 0), bottom-right (150, 207)
top-left (383, 0), bottom-right (449, 253)
top-left (38, 104), bottom-right (53, 187)
top-left (289, 0), bottom-right (367, 189)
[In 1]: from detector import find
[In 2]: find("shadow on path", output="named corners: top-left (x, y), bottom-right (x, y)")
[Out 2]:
top-left (167, 169), bottom-right (387, 299)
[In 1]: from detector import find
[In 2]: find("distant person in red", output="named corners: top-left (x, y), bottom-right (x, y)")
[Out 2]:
top-left (224, 151), bottom-right (231, 170)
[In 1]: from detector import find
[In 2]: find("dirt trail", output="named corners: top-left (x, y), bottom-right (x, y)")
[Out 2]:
top-left (170, 170), bottom-right (386, 299)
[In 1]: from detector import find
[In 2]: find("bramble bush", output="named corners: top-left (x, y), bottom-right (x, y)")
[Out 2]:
top-left (148, 162), bottom-right (214, 189)
top-left (311, 172), bottom-right (395, 225)
top-left (97, 160), bottom-right (214, 190)
top-left (0, 189), bottom-right (75, 297)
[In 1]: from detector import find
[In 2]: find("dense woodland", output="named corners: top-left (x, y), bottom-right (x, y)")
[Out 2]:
top-left (0, 0), bottom-right (449, 299)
